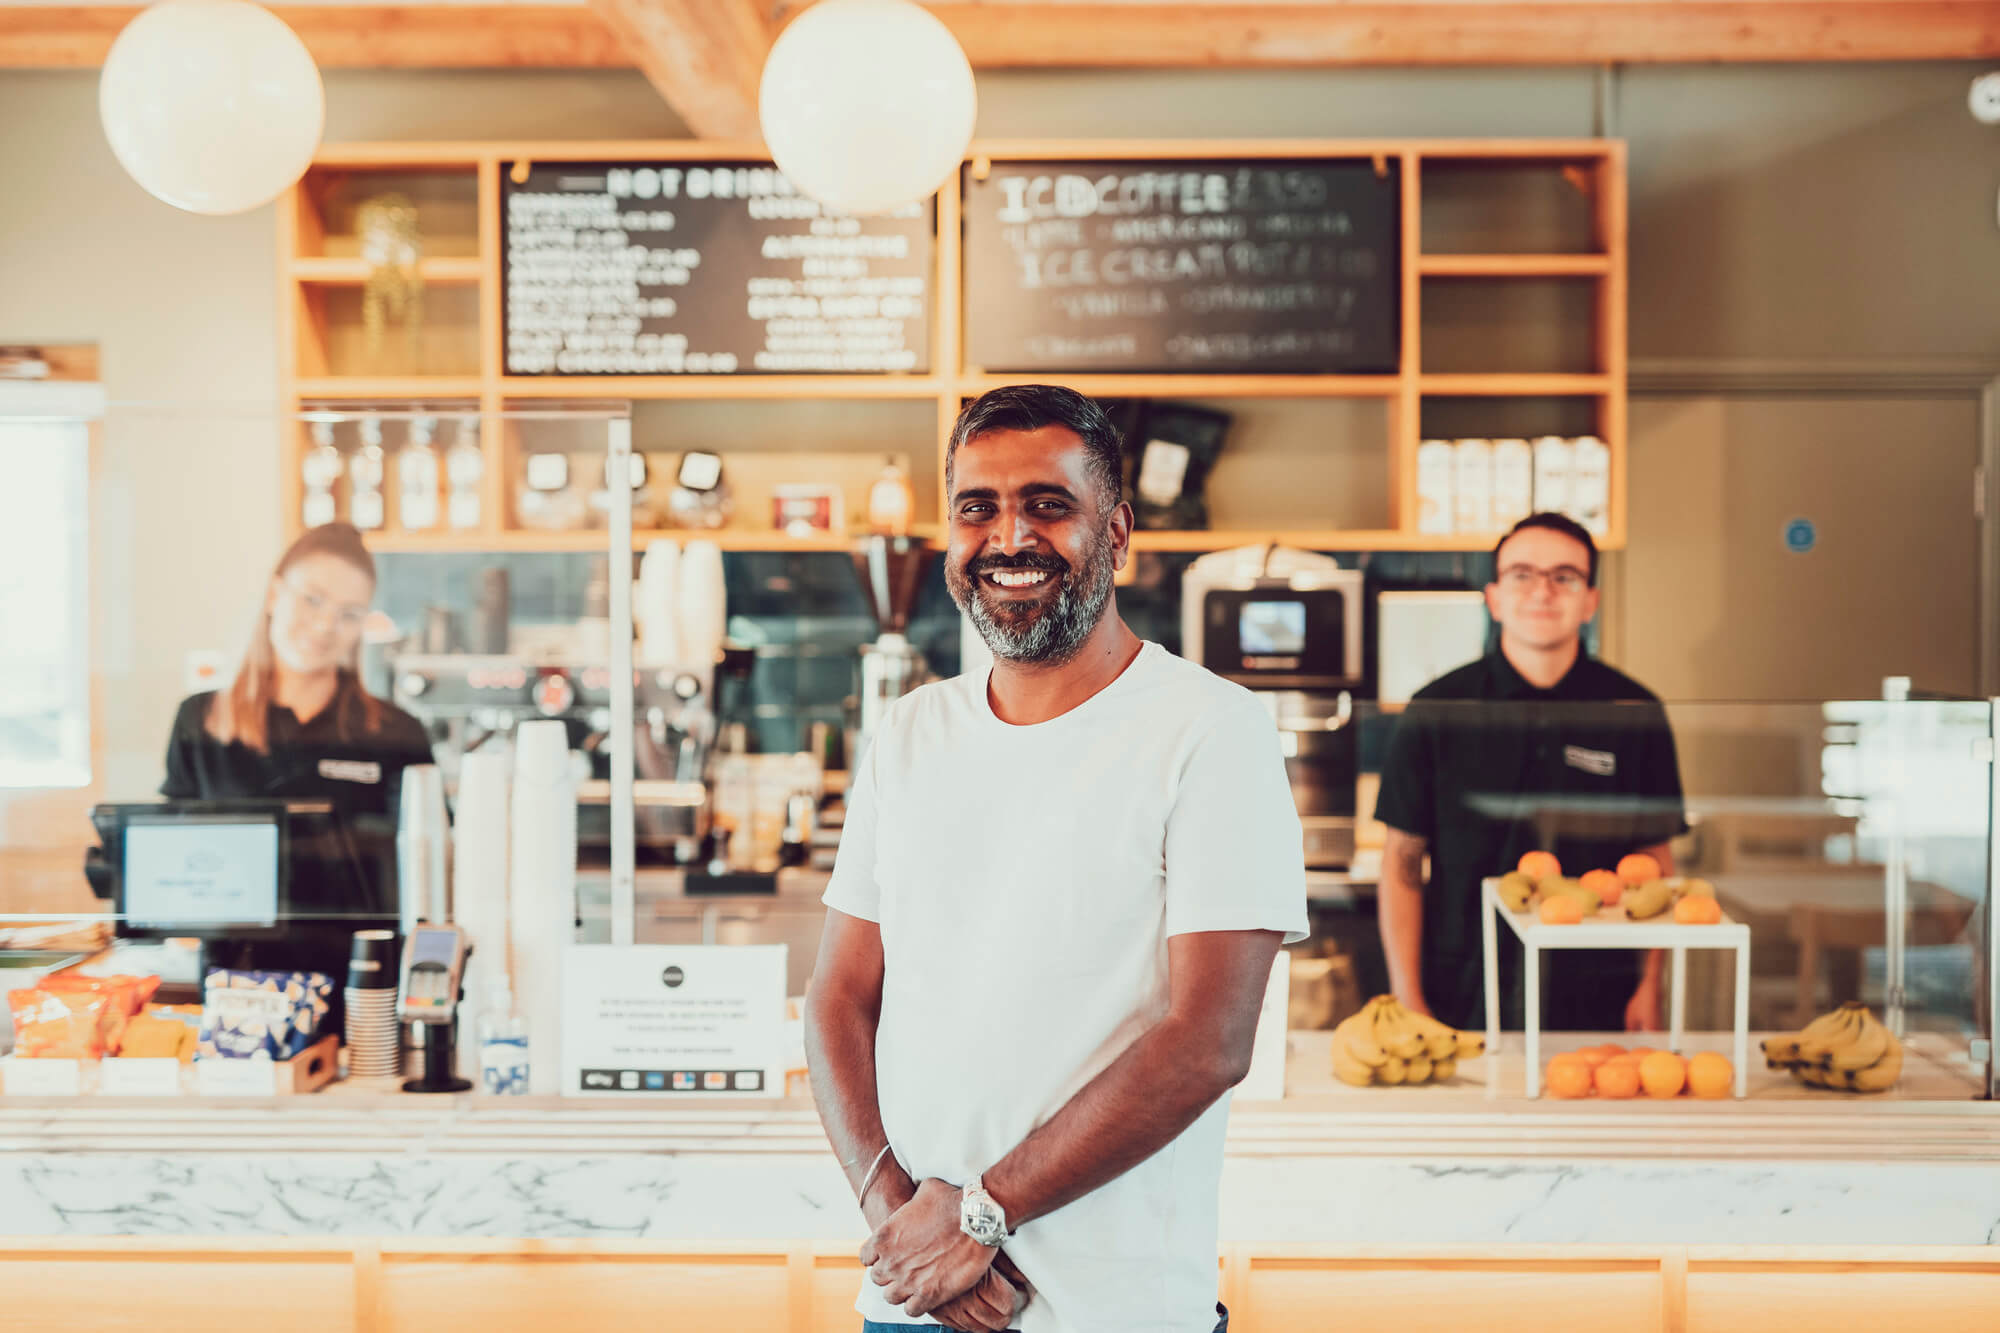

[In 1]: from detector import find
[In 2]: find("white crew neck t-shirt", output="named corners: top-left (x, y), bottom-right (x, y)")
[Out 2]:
top-left (822, 641), bottom-right (1308, 1333)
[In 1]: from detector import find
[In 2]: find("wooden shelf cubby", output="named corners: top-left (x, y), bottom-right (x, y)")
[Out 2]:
top-left (278, 138), bottom-right (1627, 556)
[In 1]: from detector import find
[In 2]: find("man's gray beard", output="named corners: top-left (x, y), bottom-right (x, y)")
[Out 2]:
top-left (951, 529), bottom-right (1115, 667)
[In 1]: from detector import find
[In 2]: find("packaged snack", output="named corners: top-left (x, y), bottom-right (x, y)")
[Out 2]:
top-left (10, 974), bottom-right (163, 1057)
top-left (120, 1004), bottom-right (203, 1062)
top-left (198, 970), bottom-right (335, 1061)
top-left (41, 974), bottom-right (160, 1055)
top-left (9, 986), bottom-right (108, 1059)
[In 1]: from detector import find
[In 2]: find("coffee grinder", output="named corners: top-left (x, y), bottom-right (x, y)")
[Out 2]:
top-left (850, 536), bottom-right (936, 761)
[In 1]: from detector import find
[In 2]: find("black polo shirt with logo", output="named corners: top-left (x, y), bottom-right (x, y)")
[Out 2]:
top-left (162, 684), bottom-right (433, 815)
top-left (1375, 652), bottom-right (1687, 1032)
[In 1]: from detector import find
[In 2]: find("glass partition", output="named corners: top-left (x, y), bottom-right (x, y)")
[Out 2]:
top-left (4, 408), bottom-right (1992, 1103)
top-left (1338, 694), bottom-right (1995, 1100)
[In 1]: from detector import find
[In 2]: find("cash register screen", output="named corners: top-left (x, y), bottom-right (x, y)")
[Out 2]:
top-left (122, 813), bottom-right (281, 931)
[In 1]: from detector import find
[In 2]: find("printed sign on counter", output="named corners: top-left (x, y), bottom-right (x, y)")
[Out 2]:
top-left (504, 161), bottom-right (933, 376)
top-left (99, 1058), bottom-right (185, 1097)
top-left (560, 945), bottom-right (786, 1098)
top-left (196, 1057), bottom-right (283, 1098)
top-left (1, 1057), bottom-right (83, 1097)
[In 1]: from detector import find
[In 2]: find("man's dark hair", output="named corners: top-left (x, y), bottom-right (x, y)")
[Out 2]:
top-left (1492, 512), bottom-right (1599, 587)
top-left (946, 384), bottom-right (1124, 512)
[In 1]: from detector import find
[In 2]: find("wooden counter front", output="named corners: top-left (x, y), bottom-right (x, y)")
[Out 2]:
top-left (1, 1239), bottom-right (1995, 1333)
top-left (1, 1030), bottom-right (1994, 1330)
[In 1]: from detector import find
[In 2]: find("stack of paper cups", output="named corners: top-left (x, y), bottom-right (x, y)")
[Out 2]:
top-left (452, 747), bottom-right (513, 1085)
top-left (678, 539), bottom-right (726, 697)
top-left (638, 539), bottom-right (680, 668)
top-left (509, 720), bottom-right (576, 1096)
top-left (345, 929), bottom-right (402, 1080)
top-left (397, 763), bottom-right (450, 932)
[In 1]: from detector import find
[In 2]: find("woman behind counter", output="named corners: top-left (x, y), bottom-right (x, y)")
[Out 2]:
top-left (162, 522), bottom-right (432, 810)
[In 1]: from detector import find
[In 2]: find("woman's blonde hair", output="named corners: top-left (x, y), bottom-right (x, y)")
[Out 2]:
top-left (207, 522), bottom-right (386, 753)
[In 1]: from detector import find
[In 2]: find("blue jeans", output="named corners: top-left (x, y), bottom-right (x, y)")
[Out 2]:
top-left (865, 1302), bottom-right (1229, 1333)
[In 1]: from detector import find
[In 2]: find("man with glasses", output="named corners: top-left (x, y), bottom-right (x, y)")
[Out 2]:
top-left (1374, 512), bottom-right (1687, 1034)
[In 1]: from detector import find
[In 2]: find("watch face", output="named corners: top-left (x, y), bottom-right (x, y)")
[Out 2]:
top-left (963, 1194), bottom-right (1006, 1244)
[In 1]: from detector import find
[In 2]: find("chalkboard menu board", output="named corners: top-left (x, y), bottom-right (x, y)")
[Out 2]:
top-left (964, 159), bottom-right (1399, 374)
top-left (504, 161), bottom-right (932, 375)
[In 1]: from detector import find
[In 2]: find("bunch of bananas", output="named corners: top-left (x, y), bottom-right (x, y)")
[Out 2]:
top-left (1495, 871), bottom-right (1536, 913)
top-left (1621, 877), bottom-right (1677, 920)
top-left (1761, 1002), bottom-right (1903, 1093)
top-left (1538, 877), bottom-right (1601, 916)
top-left (1620, 876), bottom-right (1713, 920)
top-left (1332, 995), bottom-right (1485, 1088)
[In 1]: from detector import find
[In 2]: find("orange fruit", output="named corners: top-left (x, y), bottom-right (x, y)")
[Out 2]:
top-left (1546, 1057), bottom-right (1593, 1098)
top-left (1594, 1061), bottom-right (1642, 1098)
top-left (1639, 1050), bottom-right (1688, 1098)
top-left (1596, 1043), bottom-right (1629, 1057)
top-left (1517, 851), bottom-right (1562, 883)
top-left (1687, 1052), bottom-right (1733, 1099)
top-left (1616, 853), bottom-right (1662, 884)
top-left (1580, 869), bottom-right (1624, 907)
top-left (1673, 895), bottom-right (1723, 925)
top-left (1538, 895), bottom-right (1583, 925)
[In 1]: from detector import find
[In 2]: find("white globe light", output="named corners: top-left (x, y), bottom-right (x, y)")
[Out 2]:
top-left (759, 0), bottom-right (976, 217)
top-left (100, 0), bottom-right (325, 216)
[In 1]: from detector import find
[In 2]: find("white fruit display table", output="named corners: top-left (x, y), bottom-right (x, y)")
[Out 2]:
top-left (1480, 879), bottom-right (1751, 1097)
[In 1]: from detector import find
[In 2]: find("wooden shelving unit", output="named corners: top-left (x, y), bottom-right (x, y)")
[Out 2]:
top-left (1418, 254), bottom-right (1613, 278)
top-left (290, 257), bottom-right (485, 284)
top-left (277, 138), bottom-right (1627, 555)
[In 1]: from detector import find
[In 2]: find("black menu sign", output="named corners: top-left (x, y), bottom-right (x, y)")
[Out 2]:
top-left (964, 159), bottom-right (1399, 373)
top-left (504, 161), bottom-right (932, 375)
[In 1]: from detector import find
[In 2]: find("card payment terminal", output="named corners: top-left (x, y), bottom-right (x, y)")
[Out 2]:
top-left (399, 924), bottom-right (472, 1093)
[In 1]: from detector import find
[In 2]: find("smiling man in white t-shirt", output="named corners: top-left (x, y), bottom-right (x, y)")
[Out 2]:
top-left (805, 384), bottom-right (1308, 1333)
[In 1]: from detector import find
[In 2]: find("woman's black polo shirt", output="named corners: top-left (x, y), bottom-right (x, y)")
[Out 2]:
top-left (1375, 651), bottom-right (1688, 1030)
top-left (162, 684), bottom-right (433, 814)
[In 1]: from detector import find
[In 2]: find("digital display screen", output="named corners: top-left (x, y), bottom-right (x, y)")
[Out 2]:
top-left (123, 815), bottom-right (280, 930)
top-left (1239, 600), bottom-right (1307, 656)
top-left (410, 928), bottom-right (459, 967)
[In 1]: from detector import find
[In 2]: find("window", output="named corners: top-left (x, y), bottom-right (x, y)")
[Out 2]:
top-left (0, 383), bottom-right (97, 788)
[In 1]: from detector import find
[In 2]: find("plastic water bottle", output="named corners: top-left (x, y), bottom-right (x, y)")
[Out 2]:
top-left (478, 984), bottom-right (530, 1095)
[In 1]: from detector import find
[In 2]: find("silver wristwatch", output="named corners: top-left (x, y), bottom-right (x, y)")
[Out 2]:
top-left (959, 1175), bottom-right (1008, 1247)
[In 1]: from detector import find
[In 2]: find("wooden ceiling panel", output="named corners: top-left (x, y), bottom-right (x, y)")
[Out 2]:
top-left (5, 3), bottom-right (1999, 81)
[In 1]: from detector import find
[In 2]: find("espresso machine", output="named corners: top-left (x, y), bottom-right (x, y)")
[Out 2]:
top-left (1181, 545), bottom-right (1364, 869)
top-left (851, 536), bottom-right (937, 761)
top-left (390, 655), bottom-right (712, 864)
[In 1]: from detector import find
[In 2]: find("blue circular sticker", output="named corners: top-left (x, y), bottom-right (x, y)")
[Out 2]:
top-left (1784, 518), bottom-right (1816, 554)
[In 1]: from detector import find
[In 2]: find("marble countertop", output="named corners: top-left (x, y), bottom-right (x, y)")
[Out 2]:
top-left (2, 1030), bottom-right (1992, 1161)
top-left (3, 1030), bottom-right (1997, 1245)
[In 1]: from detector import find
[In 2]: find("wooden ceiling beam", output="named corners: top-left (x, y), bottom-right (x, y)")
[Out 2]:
top-left (587, 0), bottom-right (774, 139)
top-left (925, 2), bottom-right (2000, 66)
top-left (6, 3), bottom-right (2000, 72)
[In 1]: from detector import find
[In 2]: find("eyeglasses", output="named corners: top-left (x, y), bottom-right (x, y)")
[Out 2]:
top-left (282, 579), bottom-right (369, 632)
top-left (1497, 564), bottom-right (1590, 594)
